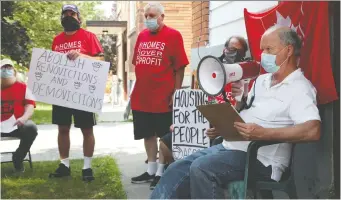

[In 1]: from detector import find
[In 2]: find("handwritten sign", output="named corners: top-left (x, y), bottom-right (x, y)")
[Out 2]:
top-left (27, 48), bottom-right (110, 113)
top-left (172, 89), bottom-right (210, 160)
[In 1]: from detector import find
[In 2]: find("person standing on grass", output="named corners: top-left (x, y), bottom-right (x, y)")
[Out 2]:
top-left (1, 59), bottom-right (38, 172)
top-left (130, 2), bottom-right (189, 188)
top-left (48, 4), bottom-right (104, 182)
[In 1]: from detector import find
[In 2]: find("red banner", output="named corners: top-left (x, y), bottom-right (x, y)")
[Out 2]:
top-left (244, 1), bottom-right (338, 105)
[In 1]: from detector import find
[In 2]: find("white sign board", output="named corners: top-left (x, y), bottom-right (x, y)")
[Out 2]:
top-left (172, 89), bottom-right (210, 160)
top-left (27, 48), bottom-right (110, 113)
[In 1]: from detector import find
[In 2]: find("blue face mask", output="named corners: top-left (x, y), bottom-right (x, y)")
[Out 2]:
top-left (261, 47), bottom-right (289, 73)
top-left (144, 18), bottom-right (159, 32)
top-left (1, 68), bottom-right (14, 78)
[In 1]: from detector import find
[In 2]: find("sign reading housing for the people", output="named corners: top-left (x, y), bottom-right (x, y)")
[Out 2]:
top-left (27, 48), bottom-right (110, 113)
top-left (172, 89), bottom-right (210, 160)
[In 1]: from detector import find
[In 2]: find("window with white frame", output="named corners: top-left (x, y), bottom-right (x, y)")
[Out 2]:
top-left (129, 1), bottom-right (136, 31)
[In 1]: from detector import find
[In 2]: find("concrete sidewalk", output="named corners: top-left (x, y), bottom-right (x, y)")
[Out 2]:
top-left (0, 122), bottom-right (152, 199)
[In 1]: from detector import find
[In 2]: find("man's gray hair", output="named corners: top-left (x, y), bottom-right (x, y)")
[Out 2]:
top-left (144, 2), bottom-right (165, 15)
top-left (265, 25), bottom-right (302, 56)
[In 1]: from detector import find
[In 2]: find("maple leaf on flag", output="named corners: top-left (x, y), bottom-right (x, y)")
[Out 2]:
top-left (275, 11), bottom-right (298, 32)
top-left (275, 10), bottom-right (304, 46)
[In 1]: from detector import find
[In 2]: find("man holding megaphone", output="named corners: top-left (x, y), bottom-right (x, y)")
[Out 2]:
top-left (151, 25), bottom-right (321, 199)
top-left (147, 36), bottom-right (249, 190)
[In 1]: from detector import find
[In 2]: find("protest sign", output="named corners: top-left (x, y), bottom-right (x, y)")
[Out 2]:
top-left (27, 48), bottom-right (110, 113)
top-left (172, 89), bottom-right (210, 160)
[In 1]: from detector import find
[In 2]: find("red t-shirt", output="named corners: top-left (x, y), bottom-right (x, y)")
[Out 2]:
top-left (1, 82), bottom-right (36, 122)
top-left (208, 81), bottom-right (255, 106)
top-left (131, 26), bottom-right (189, 113)
top-left (208, 84), bottom-right (237, 105)
top-left (52, 28), bottom-right (103, 56)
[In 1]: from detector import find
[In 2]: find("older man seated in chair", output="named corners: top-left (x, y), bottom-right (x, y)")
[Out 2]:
top-left (1, 59), bottom-right (38, 172)
top-left (150, 25), bottom-right (321, 199)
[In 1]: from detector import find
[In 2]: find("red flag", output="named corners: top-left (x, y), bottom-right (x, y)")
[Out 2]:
top-left (244, 1), bottom-right (338, 105)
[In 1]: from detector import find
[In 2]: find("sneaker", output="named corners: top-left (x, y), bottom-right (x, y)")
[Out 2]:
top-left (12, 154), bottom-right (24, 172)
top-left (49, 163), bottom-right (71, 178)
top-left (131, 172), bottom-right (155, 183)
top-left (150, 176), bottom-right (161, 190)
top-left (82, 168), bottom-right (95, 182)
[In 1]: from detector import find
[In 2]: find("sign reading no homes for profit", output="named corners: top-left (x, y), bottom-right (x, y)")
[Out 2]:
top-left (172, 89), bottom-right (210, 160)
top-left (27, 48), bottom-right (110, 113)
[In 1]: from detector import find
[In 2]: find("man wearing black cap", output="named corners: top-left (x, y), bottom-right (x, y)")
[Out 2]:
top-left (49, 4), bottom-right (104, 182)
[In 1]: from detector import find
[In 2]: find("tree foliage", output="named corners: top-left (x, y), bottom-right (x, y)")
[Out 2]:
top-left (1, 1), bottom-right (106, 69)
top-left (1, 1), bottom-right (31, 70)
top-left (99, 34), bottom-right (117, 73)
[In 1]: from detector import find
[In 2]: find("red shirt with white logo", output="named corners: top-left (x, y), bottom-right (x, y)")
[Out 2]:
top-left (208, 84), bottom-right (237, 105)
top-left (52, 28), bottom-right (103, 56)
top-left (1, 82), bottom-right (36, 122)
top-left (131, 26), bottom-right (189, 113)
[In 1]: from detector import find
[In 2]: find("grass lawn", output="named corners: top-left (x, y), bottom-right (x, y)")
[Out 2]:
top-left (1, 156), bottom-right (127, 199)
top-left (31, 102), bottom-right (52, 125)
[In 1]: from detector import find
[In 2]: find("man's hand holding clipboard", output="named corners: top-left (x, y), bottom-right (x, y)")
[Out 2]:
top-left (197, 80), bottom-right (265, 141)
top-left (197, 102), bottom-right (246, 141)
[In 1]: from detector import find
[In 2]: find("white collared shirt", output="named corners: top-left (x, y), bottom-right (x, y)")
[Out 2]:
top-left (222, 68), bottom-right (321, 181)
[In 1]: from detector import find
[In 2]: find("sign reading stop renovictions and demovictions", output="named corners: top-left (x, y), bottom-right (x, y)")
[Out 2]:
top-left (172, 89), bottom-right (210, 160)
top-left (27, 48), bottom-right (110, 114)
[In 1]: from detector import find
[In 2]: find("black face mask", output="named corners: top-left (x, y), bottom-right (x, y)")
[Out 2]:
top-left (223, 50), bottom-right (244, 64)
top-left (61, 16), bottom-right (80, 32)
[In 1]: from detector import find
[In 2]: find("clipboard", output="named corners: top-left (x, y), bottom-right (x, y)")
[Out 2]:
top-left (196, 103), bottom-right (246, 141)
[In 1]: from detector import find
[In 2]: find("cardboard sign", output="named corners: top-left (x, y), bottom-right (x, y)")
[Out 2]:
top-left (172, 89), bottom-right (210, 160)
top-left (27, 48), bottom-right (110, 113)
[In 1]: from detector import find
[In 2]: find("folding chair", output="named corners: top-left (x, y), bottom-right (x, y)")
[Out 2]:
top-left (226, 141), bottom-right (297, 199)
top-left (1, 136), bottom-right (33, 169)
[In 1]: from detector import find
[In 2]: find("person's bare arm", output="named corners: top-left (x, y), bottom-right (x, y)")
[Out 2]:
top-left (22, 104), bottom-right (35, 120)
top-left (174, 67), bottom-right (185, 90)
top-left (265, 120), bottom-right (321, 142)
top-left (14, 104), bottom-right (35, 126)
top-left (234, 120), bottom-right (321, 142)
top-left (169, 67), bottom-right (185, 107)
top-left (234, 100), bottom-right (246, 111)
top-left (231, 80), bottom-right (250, 110)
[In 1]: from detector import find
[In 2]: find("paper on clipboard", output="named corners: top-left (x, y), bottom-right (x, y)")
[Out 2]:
top-left (196, 103), bottom-right (246, 141)
top-left (1, 115), bottom-right (18, 134)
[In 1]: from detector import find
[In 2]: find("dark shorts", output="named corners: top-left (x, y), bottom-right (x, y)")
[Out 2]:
top-left (52, 105), bottom-right (96, 128)
top-left (160, 132), bottom-right (216, 151)
top-left (132, 110), bottom-right (172, 140)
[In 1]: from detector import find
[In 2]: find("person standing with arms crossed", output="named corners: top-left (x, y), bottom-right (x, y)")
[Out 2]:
top-left (130, 2), bottom-right (189, 185)
top-left (48, 4), bottom-right (104, 182)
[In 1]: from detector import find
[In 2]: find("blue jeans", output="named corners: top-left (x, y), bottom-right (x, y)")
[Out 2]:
top-left (150, 144), bottom-right (272, 199)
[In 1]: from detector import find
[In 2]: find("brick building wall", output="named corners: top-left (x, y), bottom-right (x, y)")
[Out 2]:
top-left (192, 1), bottom-right (209, 48)
top-left (117, 1), bottom-right (193, 87)
top-left (191, 1), bottom-right (210, 88)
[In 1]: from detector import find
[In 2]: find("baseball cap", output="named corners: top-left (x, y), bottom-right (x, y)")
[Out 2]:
top-left (1, 59), bottom-right (14, 68)
top-left (62, 4), bottom-right (80, 14)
